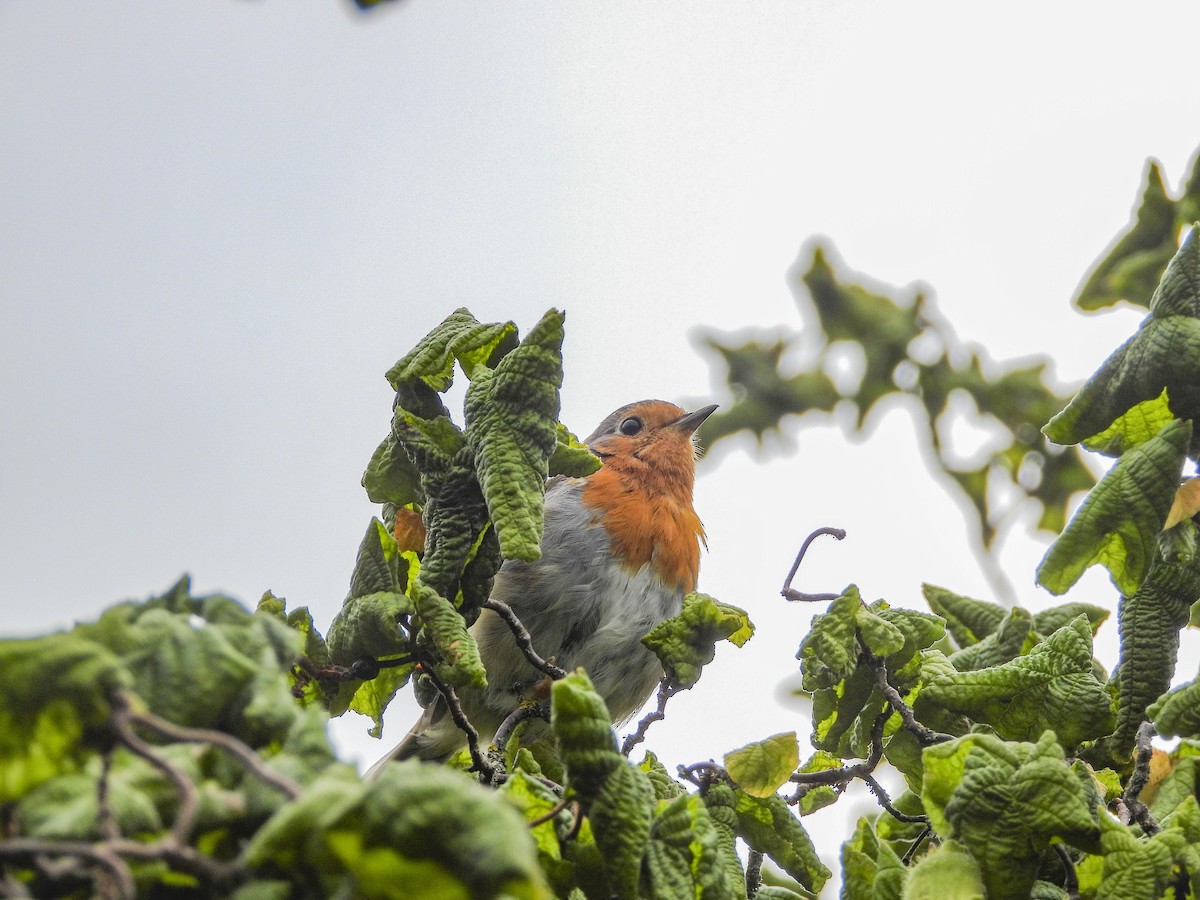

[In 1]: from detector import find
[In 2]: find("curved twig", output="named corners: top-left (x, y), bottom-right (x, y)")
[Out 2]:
top-left (621, 675), bottom-right (682, 756)
top-left (0, 840), bottom-right (135, 900)
top-left (1121, 721), bottom-right (1160, 835)
top-left (422, 663), bottom-right (494, 782)
top-left (111, 700), bottom-right (200, 844)
top-left (859, 637), bottom-right (954, 746)
top-left (781, 527), bottom-right (847, 602)
top-left (493, 702), bottom-right (550, 757)
top-left (483, 599), bottom-right (567, 680)
top-left (123, 702), bottom-right (302, 802)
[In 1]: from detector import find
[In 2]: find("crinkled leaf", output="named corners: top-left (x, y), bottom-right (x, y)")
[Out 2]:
top-left (925, 617), bottom-right (1114, 747)
top-left (1108, 542), bottom-right (1200, 758)
top-left (901, 838), bottom-right (986, 900)
top-left (411, 580), bottom-right (486, 690)
top-left (697, 783), bottom-right (747, 900)
top-left (1032, 602), bottom-right (1111, 639)
top-left (947, 608), bottom-right (1033, 672)
top-left (798, 586), bottom-right (901, 686)
top-left (1093, 812), bottom-right (1186, 900)
top-left (1080, 389), bottom-right (1175, 458)
top-left (0, 634), bottom-right (130, 801)
top-left (644, 792), bottom-right (729, 900)
top-left (552, 670), bottom-right (651, 900)
top-left (921, 732), bottom-right (1099, 900)
top-left (16, 754), bottom-right (162, 840)
top-left (385, 307), bottom-right (518, 407)
top-left (245, 761), bottom-right (548, 899)
top-left (639, 750), bottom-right (686, 801)
top-left (346, 517), bottom-right (412, 601)
top-left (643, 592), bottom-right (754, 688)
top-left (327, 591), bottom-right (413, 666)
top-left (839, 817), bottom-right (905, 900)
top-left (549, 422), bottom-right (602, 478)
top-left (724, 732), bottom-right (799, 799)
top-left (732, 789), bottom-right (830, 894)
top-left (501, 768), bottom-right (566, 863)
top-left (1149, 672), bottom-right (1200, 738)
top-left (1149, 222), bottom-right (1200, 318)
top-left (921, 584), bottom-right (1004, 649)
top-left (1037, 419), bottom-right (1191, 596)
top-left (464, 308), bottom-right (565, 562)
top-left (362, 434), bottom-right (422, 507)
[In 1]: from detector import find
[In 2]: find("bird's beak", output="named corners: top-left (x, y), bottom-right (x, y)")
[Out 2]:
top-left (670, 404), bottom-right (718, 436)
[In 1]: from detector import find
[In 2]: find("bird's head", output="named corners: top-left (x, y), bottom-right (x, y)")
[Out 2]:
top-left (584, 400), bottom-right (717, 500)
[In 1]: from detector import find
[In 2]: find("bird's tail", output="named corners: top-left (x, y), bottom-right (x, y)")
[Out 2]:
top-left (363, 698), bottom-right (462, 780)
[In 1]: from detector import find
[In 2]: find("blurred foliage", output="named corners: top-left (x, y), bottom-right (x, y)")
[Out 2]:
top-left (695, 242), bottom-right (1097, 559)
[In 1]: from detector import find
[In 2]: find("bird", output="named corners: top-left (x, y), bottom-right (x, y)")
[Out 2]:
top-left (368, 399), bottom-right (717, 771)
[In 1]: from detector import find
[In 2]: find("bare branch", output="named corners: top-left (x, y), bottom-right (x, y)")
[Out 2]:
top-left (0, 840), bottom-right (135, 900)
top-left (901, 825), bottom-right (932, 865)
top-left (621, 675), bottom-right (683, 756)
top-left (1053, 844), bottom-right (1079, 900)
top-left (862, 773), bottom-right (929, 825)
top-left (483, 598), bottom-right (567, 680)
top-left (745, 850), bottom-right (764, 897)
top-left (122, 702), bottom-right (302, 802)
top-left (110, 700), bottom-right (199, 845)
top-left (1121, 721), bottom-right (1160, 836)
top-left (781, 527), bottom-right (846, 602)
top-left (422, 664), bottom-right (495, 783)
top-left (527, 794), bottom-right (575, 829)
top-left (859, 641), bottom-right (953, 746)
top-left (96, 749), bottom-right (119, 842)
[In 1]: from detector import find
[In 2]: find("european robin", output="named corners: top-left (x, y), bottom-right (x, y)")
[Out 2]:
top-left (369, 399), bottom-right (717, 769)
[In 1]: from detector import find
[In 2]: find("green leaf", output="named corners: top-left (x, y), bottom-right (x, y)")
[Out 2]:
top-left (0, 633), bottom-right (131, 801)
top-left (921, 584), bottom-right (1005, 649)
top-left (1148, 671), bottom-right (1200, 738)
top-left (697, 783), bottom-right (747, 900)
top-left (346, 517), bottom-right (413, 601)
top-left (791, 750), bottom-right (843, 816)
top-left (1037, 419), bottom-right (1191, 596)
top-left (643, 793), bottom-right (730, 900)
top-left (839, 817), bottom-right (905, 900)
top-left (551, 671), bottom-right (652, 900)
top-left (639, 750), bottom-right (687, 802)
top-left (1074, 161), bottom-right (1177, 312)
top-left (348, 660), bottom-right (418, 739)
top-left (385, 307), bottom-right (519, 416)
top-left (798, 586), bottom-right (895, 685)
top-left (244, 761), bottom-right (549, 899)
top-left (411, 580), bottom-right (486, 690)
top-left (549, 422), bottom-right (602, 478)
top-left (327, 591), bottom-right (413, 666)
top-left (732, 789), bottom-right (830, 894)
top-left (947, 607), bottom-right (1033, 672)
top-left (1080, 390), bottom-right (1176, 458)
top-left (1108, 541), bottom-right (1200, 758)
top-left (1092, 812), bottom-right (1186, 900)
top-left (362, 434), bottom-right (423, 507)
top-left (1031, 602), bottom-right (1110, 639)
top-left (464, 308), bottom-right (566, 562)
top-left (924, 617), bottom-right (1114, 747)
top-left (901, 838), bottom-right (986, 900)
top-left (724, 732), bottom-right (799, 799)
top-left (920, 732), bottom-right (1099, 900)
top-left (642, 592), bottom-right (754, 688)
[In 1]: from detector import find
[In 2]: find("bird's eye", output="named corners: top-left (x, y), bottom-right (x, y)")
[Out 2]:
top-left (618, 416), bottom-right (643, 436)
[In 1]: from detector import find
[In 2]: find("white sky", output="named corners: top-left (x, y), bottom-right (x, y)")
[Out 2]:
top-left (4, 2), bottom-right (1200, 891)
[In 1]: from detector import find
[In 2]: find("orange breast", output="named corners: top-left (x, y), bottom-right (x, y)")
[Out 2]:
top-left (580, 464), bottom-right (705, 591)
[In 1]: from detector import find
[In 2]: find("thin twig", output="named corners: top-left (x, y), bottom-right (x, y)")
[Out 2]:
top-left (1054, 844), bottom-right (1079, 900)
top-left (422, 664), bottom-right (494, 782)
top-left (859, 639), bottom-right (953, 746)
top-left (862, 774), bottom-right (930, 825)
top-left (781, 527), bottom-right (847, 602)
top-left (1121, 721), bottom-right (1160, 835)
top-left (901, 825), bottom-right (932, 865)
top-left (125, 705), bottom-right (302, 801)
top-left (111, 701), bottom-right (199, 845)
top-left (789, 712), bottom-right (888, 791)
top-left (677, 761), bottom-right (726, 789)
top-left (527, 794), bottom-right (574, 828)
top-left (621, 676), bottom-right (683, 756)
top-left (745, 849), bottom-right (764, 898)
top-left (483, 599), bottom-right (567, 680)
top-left (494, 702), bottom-right (550, 756)
top-left (96, 749), bottom-right (119, 842)
top-left (0, 840), bottom-right (135, 900)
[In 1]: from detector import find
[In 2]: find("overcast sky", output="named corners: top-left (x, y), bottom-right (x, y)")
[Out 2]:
top-left (4, 2), bottom-right (1200, 888)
